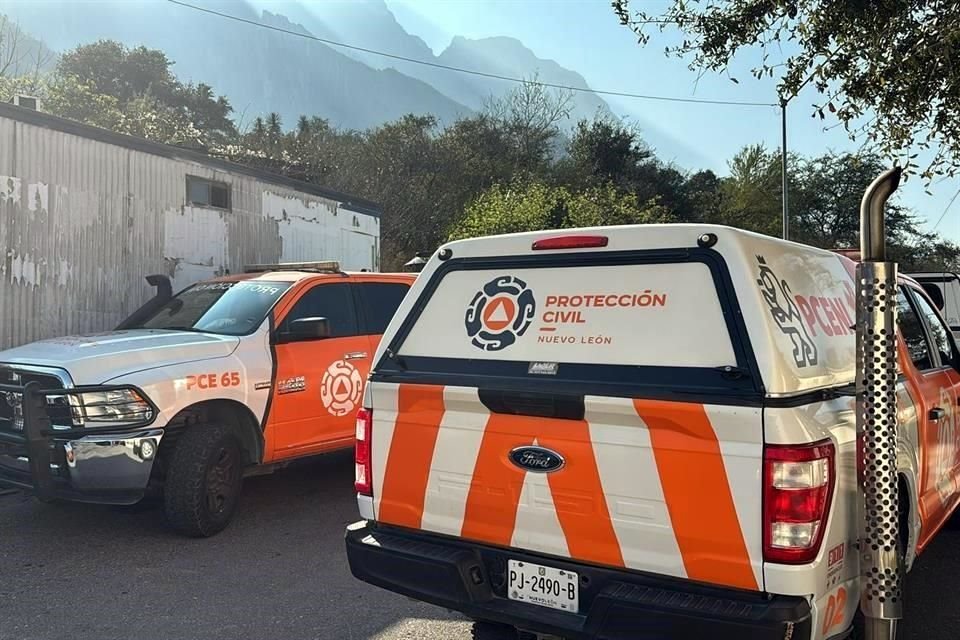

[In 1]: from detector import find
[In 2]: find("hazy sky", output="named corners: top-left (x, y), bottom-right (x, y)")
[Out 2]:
top-left (387, 0), bottom-right (960, 243)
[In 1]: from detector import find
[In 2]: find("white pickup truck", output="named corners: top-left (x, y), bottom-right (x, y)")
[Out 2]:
top-left (346, 224), bottom-right (960, 640)
top-left (0, 263), bottom-right (413, 536)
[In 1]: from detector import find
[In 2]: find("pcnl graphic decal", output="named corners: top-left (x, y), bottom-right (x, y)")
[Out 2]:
top-left (321, 360), bottom-right (364, 417)
top-left (755, 255), bottom-right (818, 368)
top-left (465, 276), bottom-right (536, 351)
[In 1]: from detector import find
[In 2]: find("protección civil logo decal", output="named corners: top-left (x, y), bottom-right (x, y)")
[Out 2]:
top-left (321, 359), bottom-right (364, 417)
top-left (465, 276), bottom-right (536, 351)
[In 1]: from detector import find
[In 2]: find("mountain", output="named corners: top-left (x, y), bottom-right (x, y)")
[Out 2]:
top-left (0, 0), bottom-right (472, 130)
top-left (0, 0), bottom-right (673, 150)
top-left (437, 36), bottom-right (611, 124)
top-left (279, 0), bottom-right (612, 126)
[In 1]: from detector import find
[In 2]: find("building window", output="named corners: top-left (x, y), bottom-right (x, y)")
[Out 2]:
top-left (186, 176), bottom-right (231, 210)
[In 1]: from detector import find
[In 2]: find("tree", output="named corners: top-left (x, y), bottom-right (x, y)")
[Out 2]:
top-left (717, 144), bottom-right (785, 237)
top-left (250, 117), bottom-right (266, 145)
top-left (613, 0), bottom-right (960, 181)
top-left (296, 115), bottom-right (311, 140)
top-left (559, 117), bottom-right (653, 191)
top-left (899, 239), bottom-right (960, 272)
top-left (265, 112), bottom-right (283, 149)
top-left (58, 41), bottom-right (169, 102)
top-left (790, 151), bottom-right (918, 249)
top-left (120, 93), bottom-right (202, 147)
top-left (448, 180), bottom-right (673, 241)
top-left (676, 169), bottom-right (724, 223)
top-left (712, 144), bottom-right (960, 269)
top-left (54, 40), bottom-right (237, 145)
top-left (179, 83), bottom-right (235, 142)
top-left (41, 74), bottom-right (124, 131)
top-left (484, 77), bottom-right (574, 174)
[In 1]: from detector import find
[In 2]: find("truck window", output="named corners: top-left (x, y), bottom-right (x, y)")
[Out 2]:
top-left (915, 274), bottom-right (960, 331)
top-left (356, 282), bottom-right (410, 335)
top-left (134, 280), bottom-right (292, 336)
top-left (382, 257), bottom-right (751, 398)
top-left (280, 283), bottom-right (358, 338)
top-left (912, 290), bottom-right (954, 367)
top-left (897, 289), bottom-right (934, 370)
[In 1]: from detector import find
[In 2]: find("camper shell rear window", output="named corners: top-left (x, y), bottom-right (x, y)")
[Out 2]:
top-left (375, 249), bottom-right (760, 403)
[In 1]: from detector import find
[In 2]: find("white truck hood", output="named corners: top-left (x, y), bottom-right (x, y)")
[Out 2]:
top-left (0, 330), bottom-right (241, 384)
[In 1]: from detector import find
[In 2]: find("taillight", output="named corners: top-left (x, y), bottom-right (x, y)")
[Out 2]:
top-left (763, 440), bottom-right (835, 564)
top-left (355, 407), bottom-right (373, 496)
top-left (531, 235), bottom-right (609, 250)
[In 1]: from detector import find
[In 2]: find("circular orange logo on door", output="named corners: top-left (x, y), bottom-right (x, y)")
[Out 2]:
top-left (320, 360), bottom-right (363, 417)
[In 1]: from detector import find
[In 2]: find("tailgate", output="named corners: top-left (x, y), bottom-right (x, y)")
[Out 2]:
top-left (368, 249), bottom-right (764, 591)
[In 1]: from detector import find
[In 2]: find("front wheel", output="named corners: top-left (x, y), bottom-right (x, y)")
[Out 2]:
top-left (163, 423), bottom-right (243, 537)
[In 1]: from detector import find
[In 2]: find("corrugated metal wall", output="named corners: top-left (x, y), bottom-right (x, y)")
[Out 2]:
top-left (0, 114), bottom-right (380, 350)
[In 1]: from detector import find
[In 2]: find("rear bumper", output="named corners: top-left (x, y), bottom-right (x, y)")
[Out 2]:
top-left (346, 521), bottom-right (812, 640)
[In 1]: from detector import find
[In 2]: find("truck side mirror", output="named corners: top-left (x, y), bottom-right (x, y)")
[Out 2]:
top-left (276, 317), bottom-right (331, 344)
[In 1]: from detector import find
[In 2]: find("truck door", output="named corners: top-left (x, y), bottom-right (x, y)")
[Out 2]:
top-left (268, 281), bottom-right (369, 458)
top-left (897, 285), bottom-right (960, 547)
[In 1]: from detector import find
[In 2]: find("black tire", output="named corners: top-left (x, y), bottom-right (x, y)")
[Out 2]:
top-left (163, 423), bottom-right (243, 537)
top-left (472, 622), bottom-right (516, 640)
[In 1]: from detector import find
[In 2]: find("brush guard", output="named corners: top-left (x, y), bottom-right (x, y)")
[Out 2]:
top-left (856, 167), bottom-right (903, 640)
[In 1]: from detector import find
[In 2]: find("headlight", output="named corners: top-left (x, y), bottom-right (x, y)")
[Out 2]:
top-left (72, 388), bottom-right (155, 427)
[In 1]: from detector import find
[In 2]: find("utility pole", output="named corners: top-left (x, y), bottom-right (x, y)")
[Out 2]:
top-left (781, 99), bottom-right (789, 240)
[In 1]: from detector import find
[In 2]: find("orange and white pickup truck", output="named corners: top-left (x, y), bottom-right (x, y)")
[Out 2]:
top-left (346, 225), bottom-right (960, 640)
top-left (0, 262), bottom-right (414, 536)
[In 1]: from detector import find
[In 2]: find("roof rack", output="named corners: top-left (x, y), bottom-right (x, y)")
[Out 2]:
top-left (244, 261), bottom-right (343, 274)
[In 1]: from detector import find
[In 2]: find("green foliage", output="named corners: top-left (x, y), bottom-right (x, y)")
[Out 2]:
top-left (448, 181), bottom-right (673, 241)
top-left (714, 143), bottom-right (960, 269)
top-left (53, 39), bottom-right (236, 145)
top-left (560, 117), bottom-right (653, 190)
top-left (3, 29), bottom-right (959, 272)
top-left (716, 144), bottom-right (785, 238)
top-left (613, 0), bottom-right (960, 182)
top-left (42, 74), bottom-right (124, 130)
top-left (119, 93), bottom-right (203, 146)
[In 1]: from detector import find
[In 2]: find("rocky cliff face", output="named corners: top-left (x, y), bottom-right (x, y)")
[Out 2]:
top-left (1, 0), bottom-right (619, 131)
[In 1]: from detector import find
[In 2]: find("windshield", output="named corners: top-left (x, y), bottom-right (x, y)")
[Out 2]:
top-left (133, 281), bottom-right (292, 336)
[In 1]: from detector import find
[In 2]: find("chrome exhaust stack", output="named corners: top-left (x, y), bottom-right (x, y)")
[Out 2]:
top-left (856, 167), bottom-right (903, 640)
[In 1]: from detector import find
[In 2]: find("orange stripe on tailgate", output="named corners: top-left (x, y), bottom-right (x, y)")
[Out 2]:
top-left (633, 399), bottom-right (757, 591)
top-left (378, 384), bottom-right (446, 529)
top-left (461, 414), bottom-right (624, 568)
top-left (460, 416), bottom-right (526, 547)
top-left (542, 424), bottom-right (624, 568)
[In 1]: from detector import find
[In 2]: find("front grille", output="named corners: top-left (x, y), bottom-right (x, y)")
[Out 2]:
top-left (0, 367), bottom-right (71, 433)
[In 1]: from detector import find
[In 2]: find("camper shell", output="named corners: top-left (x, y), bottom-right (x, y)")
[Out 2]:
top-left (346, 225), bottom-right (960, 640)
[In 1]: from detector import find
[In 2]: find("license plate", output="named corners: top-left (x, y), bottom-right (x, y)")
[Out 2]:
top-left (507, 559), bottom-right (579, 612)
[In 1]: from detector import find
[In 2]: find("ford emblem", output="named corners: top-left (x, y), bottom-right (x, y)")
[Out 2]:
top-left (509, 446), bottom-right (565, 473)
